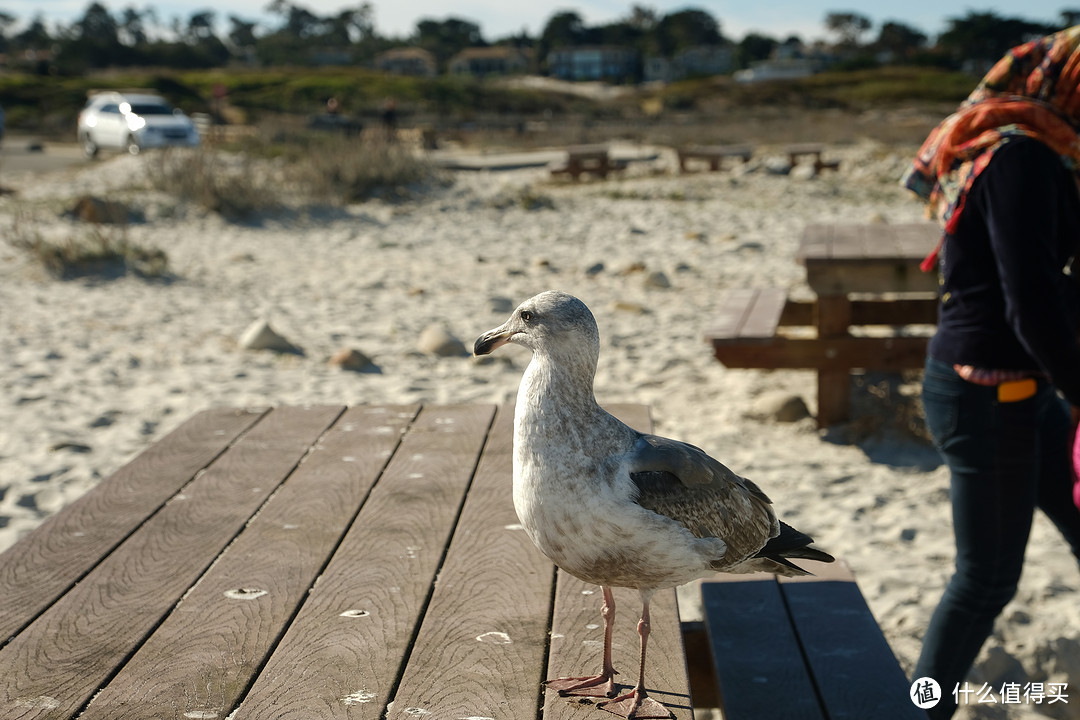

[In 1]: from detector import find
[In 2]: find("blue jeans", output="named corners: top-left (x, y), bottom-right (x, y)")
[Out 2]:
top-left (914, 357), bottom-right (1080, 718)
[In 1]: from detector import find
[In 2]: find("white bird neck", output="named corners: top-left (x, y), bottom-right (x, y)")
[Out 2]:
top-left (517, 351), bottom-right (599, 419)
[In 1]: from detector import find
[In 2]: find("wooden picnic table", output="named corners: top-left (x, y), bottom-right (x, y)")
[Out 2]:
top-left (784, 143), bottom-right (840, 174)
top-left (710, 223), bottom-right (942, 427)
top-left (676, 144), bottom-right (753, 173)
top-left (549, 144), bottom-right (627, 181)
top-left (0, 403), bottom-right (694, 720)
top-left (795, 222), bottom-right (941, 426)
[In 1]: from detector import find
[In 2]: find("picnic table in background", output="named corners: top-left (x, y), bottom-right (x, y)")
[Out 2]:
top-left (549, 143), bottom-right (628, 180)
top-left (709, 223), bottom-right (941, 427)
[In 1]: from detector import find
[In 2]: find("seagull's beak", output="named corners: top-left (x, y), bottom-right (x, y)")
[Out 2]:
top-left (474, 323), bottom-right (514, 356)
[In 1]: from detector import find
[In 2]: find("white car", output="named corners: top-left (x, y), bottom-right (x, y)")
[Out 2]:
top-left (78, 91), bottom-right (200, 158)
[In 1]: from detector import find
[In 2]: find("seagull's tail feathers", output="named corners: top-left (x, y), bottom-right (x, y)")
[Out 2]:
top-left (752, 521), bottom-right (835, 577)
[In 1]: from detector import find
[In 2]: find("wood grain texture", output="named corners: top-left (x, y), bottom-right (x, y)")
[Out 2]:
top-left (712, 335), bottom-right (928, 371)
top-left (0, 405), bottom-right (343, 720)
top-left (78, 405), bottom-right (420, 720)
top-left (231, 404), bottom-right (496, 720)
top-left (0, 406), bottom-right (265, 643)
top-left (701, 579), bottom-right (825, 720)
top-left (741, 289), bottom-right (787, 339)
top-left (779, 579), bottom-right (927, 720)
top-left (706, 288), bottom-right (757, 340)
top-left (390, 403), bottom-right (561, 720)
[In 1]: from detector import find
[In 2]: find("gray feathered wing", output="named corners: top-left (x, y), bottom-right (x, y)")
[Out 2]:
top-left (626, 433), bottom-right (833, 576)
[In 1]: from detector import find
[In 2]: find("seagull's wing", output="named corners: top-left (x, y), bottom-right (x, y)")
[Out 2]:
top-left (625, 433), bottom-right (780, 568)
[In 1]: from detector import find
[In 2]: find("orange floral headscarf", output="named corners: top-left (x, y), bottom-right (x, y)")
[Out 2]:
top-left (903, 25), bottom-right (1080, 270)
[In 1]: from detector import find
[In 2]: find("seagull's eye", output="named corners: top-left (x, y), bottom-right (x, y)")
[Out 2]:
top-left (520, 310), bottom-right (532, 322)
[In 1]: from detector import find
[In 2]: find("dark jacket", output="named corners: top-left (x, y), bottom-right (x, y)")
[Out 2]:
top-left (929, 136), bottom-right (1080, 404)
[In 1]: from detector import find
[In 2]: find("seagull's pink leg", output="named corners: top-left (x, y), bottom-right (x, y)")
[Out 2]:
top-left (598, 590), bottom-right (671, 719)
top-left (545, 586), bottom-right (618, 698)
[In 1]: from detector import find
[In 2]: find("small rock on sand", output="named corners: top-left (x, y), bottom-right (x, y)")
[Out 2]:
top-left (417, 325), bottom-right (467, 357)
top-left (239, 319), bottom-right (301, 354)
top-left (329, 348), bottom-right (375, 372)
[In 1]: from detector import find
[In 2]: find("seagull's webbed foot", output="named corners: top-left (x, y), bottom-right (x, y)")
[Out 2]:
top-left (598, 688), bottom-right (671, 719)
top-left (544, 673), bottom-right (618, 698)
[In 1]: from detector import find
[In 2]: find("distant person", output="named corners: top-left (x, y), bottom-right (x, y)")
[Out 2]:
top-left (326, 96), bottom-right (340, 115)
top-left (381, 97), bottom-right (397, 141)
top-left (902, 25), bottom-right (1080, 719)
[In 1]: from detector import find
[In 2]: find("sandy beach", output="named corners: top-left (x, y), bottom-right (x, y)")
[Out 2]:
top-left (1, 139), bottom-right (1077, 719)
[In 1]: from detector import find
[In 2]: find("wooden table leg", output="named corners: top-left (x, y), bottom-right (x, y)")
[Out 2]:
top-left (815, 294), bottom-right (852, 427)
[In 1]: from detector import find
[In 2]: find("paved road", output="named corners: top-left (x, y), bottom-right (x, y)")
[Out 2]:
top-left (0, 135), bottom-right (90, 177)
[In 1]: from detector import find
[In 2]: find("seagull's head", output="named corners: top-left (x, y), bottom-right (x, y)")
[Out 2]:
top-left (474, 290), bottom-right (599, 363)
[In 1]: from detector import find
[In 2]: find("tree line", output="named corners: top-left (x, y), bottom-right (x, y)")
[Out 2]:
top-left (2, 2), bottom-right (1079, 76)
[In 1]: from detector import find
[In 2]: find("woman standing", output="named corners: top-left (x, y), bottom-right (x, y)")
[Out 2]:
top-left (903, 25), bottom-right (1080, 719)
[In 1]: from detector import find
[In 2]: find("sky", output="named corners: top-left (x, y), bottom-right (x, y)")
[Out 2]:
top-left (8, 0), bottom-right (1077, 41)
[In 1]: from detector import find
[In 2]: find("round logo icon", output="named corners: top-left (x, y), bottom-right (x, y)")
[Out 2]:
top-left (911, 677), bottom-right (942, 709)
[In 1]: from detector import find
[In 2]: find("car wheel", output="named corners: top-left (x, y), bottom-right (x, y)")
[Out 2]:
top-left (81, 133), bottom-right (99, 159)
top-left (126, 135), bottom-right (141, 155)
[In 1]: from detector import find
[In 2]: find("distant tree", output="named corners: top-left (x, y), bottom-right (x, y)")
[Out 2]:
top-left (413, 16), bottom-right (484, 69)
top-left (540, 10), bottom-right (586, 48)
top-left (937, 11), bottom-right (1053, 68)
top-left (227, 15), bottom-right (258, 52)
top-left (0, 11), bottom-right (16, 52)
top-left (1060, 9), bottom-right (1080, 27)
top-left (117, 7), bottom-right (149, 46)
top-left (656, 8), bottom-right (722, 55)
top-left (736, 32), bottom-right (777, 68)
top-left (627, 5), bottom-right (659, 32)
top-left (875, 20), bottom-right (927, 59)
top-left (825, 11), bottom-right (872, 47)
top-left (265, 0), bottom-right (321, 39)
top-left (13, 14), bottom-right (53, 50)
top-left (76, 2), bottom-right (120, 44)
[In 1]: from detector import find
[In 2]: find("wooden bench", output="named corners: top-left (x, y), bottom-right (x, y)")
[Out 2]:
top-left (785, 143), bottom-right (840, 174)
top-left (549, 144), bottom-right (628, 180)
top-left (0, 403), bottom-right (698, 720)
top-left (707, 288), bottom-right (936, 425)
top-left (697, 560), bottom-right (927, 719)
top-left (677, 144), bottom-right (754, 173)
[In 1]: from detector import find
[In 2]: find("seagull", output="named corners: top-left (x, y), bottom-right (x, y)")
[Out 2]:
top-left (474, 291), bottom-right (834, 719)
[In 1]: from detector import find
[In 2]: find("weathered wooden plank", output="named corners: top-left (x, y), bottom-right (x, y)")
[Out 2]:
top-left (544, 576), bottom-right (692, 720)
top-left (712, 335), bottom-right (929, 371)
top-left (78, 405), bottom-right (420, 720)
top-left (779, 298), bottom-right (937, 328)
top-left (701, 578), bottom-right (825, 720)
top-left (390, 403), bottom-right (559, 720)
top-left (231, 404), bottom-right (496, 720)
top-left (0, 406), bottom-right (266, 644)
top-left (706, 289), bottom-right (758, 340)
top-left (0, 405), bottom-right (344, 720)
top-left (741, 289), bottom-right (787, 339)
top-left (805, 264), bottom-right (939, 296)
top-left (893, 223), bottom-right (941, 259)
top-left (779, 565), bottom-right (927, 720)
top-left (543, 405), bottom-right (693, 720)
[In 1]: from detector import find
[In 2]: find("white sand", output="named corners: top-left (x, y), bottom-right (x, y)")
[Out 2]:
top-left (1, 142), bottom-right (1078, 719)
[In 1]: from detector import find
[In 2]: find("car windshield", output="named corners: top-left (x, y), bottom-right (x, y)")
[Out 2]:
top-left (129, 103), bottom-right (173, 116)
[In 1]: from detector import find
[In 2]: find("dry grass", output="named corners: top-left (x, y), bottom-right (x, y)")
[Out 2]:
top-left (10, 217), bottom-right (168, 280)
top-left (292, 134), bottom-right (440, 203)
top-left (147, 127), bottom-right (442, 215)
top-left (146, 148), bottom-right (283, 220)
